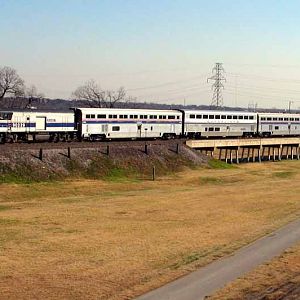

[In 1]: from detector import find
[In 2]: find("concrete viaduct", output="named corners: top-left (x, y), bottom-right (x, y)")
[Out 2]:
top-left (186, 137), bottom-right (300, 163)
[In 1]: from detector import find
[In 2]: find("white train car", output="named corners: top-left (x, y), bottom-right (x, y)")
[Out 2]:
top-left (183, 110), bottom-right (257, 138)
top-left (258, 113), bottom-right (300, 137)
top-left (0, 110), bottom-right (76, 142)
top-left (73, 108), bottom-right (183, 140)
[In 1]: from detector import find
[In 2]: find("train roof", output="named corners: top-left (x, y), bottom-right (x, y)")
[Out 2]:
top-left (72, 107), bottom-right (181, 114)
top-left (0, 109), bottom-right (72, 113)
top-left (182, 109), bottom-right (256, 115)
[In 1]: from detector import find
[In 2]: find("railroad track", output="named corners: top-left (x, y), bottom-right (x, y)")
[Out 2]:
top-left (0, 138), bottom-right (187, 151)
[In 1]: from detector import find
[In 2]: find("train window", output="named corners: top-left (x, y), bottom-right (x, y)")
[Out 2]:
top-left (159, 115), bottom-right (163, 119)
top-left (284, 118), bottom-right (288, 121)
top-left (109, 114), bottom-right (113, 118)
top-left (163, 115), bottom-right (167, 119)
top-left (203, 115), bottom-right (208, 119)
top-left (261, 117), bottom-right (266, 121)
top-left (267, 117), bottom-right (272, 121)
top-left (244, 116), bottom-right (249, 120)
top-left (140, 115), bottom-right (144, 119)
top-left (0, 112), bottom-right (13, 120)
top-left (279, 118), bottom-right (283, 121)
top-left (275, 126), bottom-right (279, 130)
top-left (119, 115), bottom-right (124, 119)
top-left (290, 118), bottom-right (295, 121)
top-left (151, 126), bottom-right (153, 131)
top-left (238, 116), bottom-right (243, 119)
top-left (150, 115), bottom-right (154, 119)
top-left (215, 127), bottom-right (220, 131)
top-left (130, 115), bottom-right (134, 119)
top-left (233, 116), bottom-right (237, 119)
top-left (227, 115), bottom-right (232, 119)
top-left (221, 115), bottom-right (226, 119)
top-left (154, 115), bottom-right (158, 119)
top-left (205, 127), bottom-right (208, 131)
top-left (209, 115), bottom-right (214, 119)
top-left (249, 116), bottom-right (254, 120)
top-left (168, 115), bottom-right (175, 119)
top-left (112, 126), bottom-right (120, 131)
top-left (86, 114), bottom-right (91, 119)
top-left (196, 115), bottom-right (202, 119)
top-left (215, 115), bottom-right (220, 119)
top-left (90, 114), bottom-right (95, 118)
top-left (123, 115), bottom-right (128, 119)
top-left (209, 127), bottom-right (214, 131)
top-left (296, 118), bottom-right (299, 121)
top-left (144, 115), bottom-right (148, 119)
top-left (97, 114), bottom-right (106, 119)
top-left (190, 114), bottom-right (195, 119)
top-left (273, 118), bottom-right (278, 121)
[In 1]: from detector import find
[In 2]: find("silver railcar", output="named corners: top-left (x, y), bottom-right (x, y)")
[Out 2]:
top-left (183, 110), bottom-right (257, 138)
top-left (73, 108), bottom-right (183, 140)
top-left (258, 113), bottom-right (300, 137)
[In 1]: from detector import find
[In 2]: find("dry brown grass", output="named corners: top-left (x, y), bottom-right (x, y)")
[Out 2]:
top-left (209, 242), bottom-right (300, 299)
top-left (0, 161), bottom-right (300, 299)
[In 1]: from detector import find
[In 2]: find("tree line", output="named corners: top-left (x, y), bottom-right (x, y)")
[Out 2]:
top-left (0, 66), bottom-right (134, 108)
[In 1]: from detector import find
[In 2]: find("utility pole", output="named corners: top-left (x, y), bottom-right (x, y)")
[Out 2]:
top-left (288, 100), bottom-right (293, 113)
top-left (207, 63), bottom-right (226, 108)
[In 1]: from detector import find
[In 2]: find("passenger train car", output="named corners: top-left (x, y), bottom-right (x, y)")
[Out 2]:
top-left (1, 107), bottom-right (300, 143)
top-left (184, 110), bottom-right (257, 138)
top-left (73, 108), bottom-right (182, 141)
top-left (258, 112), bottom-right (300, 137)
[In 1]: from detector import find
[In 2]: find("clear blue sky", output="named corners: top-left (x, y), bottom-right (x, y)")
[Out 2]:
top-left (1, 0), bottom-right (300, 109)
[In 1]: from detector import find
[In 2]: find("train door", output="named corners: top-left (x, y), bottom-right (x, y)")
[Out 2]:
top-left (171, 123), bottom-right (175, 133)
top-left (137, 122), bottom-right (142, 138)
top-left (36, 117), bottom-right (46, 131)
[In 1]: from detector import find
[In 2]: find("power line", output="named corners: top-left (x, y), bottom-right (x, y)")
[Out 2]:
top-left (207, 63), bottom-right (226, 108)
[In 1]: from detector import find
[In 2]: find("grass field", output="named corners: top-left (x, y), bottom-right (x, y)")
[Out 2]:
top-left (0, 161), bottom-right (300, 299)
top-left (209, 242), bottom-right (300, 299)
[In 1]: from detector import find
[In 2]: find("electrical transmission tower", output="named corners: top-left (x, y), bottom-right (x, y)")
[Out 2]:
top-left (207, 63), bottom-right (226, 108)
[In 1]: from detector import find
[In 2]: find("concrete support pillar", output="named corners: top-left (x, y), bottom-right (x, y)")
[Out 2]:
top-left (230, 149), bottom-right (233, 164)
top-left (247, 148), bottom-right (250, 163)
top-left (236, 148), bottom-right (239, 164)
top-left (258, 147), bottom-right (262, 163)
top-left (297, 145), bottom-right (300, 160)
top-left (291, 146), bottom-right (294, 160)
top-left (252, 148), bottom-right (255, 162)
top-left (225, 149), bottom-right (228, 163)
top-left (273, 147), bottom-right (276, 162)
top-left (279, 146), bottom-right (283, 161)
top-left (241, 147), bottom-right (245, 160)
top-left (219, 148), bottom-right (222, 160)
top-left (268, 147), bottom-right (271, 161)
top-left (262, 147), bottom-right (265, 161)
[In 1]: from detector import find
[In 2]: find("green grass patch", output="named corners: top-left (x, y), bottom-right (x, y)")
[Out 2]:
top-left (170, 245), bottom-right (224, 270)
top-left (208, 159), bottom-right (236, 169)
top-left (272, 171), bottom-right (296, 179)
top-left (0, 205), bottom-right (11, 211)
top-left (0, 217), bottom-right (20, 226)
top-left (199, 176), bottom-right (223, 184)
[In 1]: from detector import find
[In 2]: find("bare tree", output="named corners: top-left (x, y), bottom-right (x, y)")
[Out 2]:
top-left (0, 66), bottom-right (25, 99)
top-left (72, 80), bottom-right (132, 108)
top-left (24, 85), bottom-right (45, 108)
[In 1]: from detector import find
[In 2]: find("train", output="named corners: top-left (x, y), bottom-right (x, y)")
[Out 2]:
top-left (0, 107), bottom-right (300, 143)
